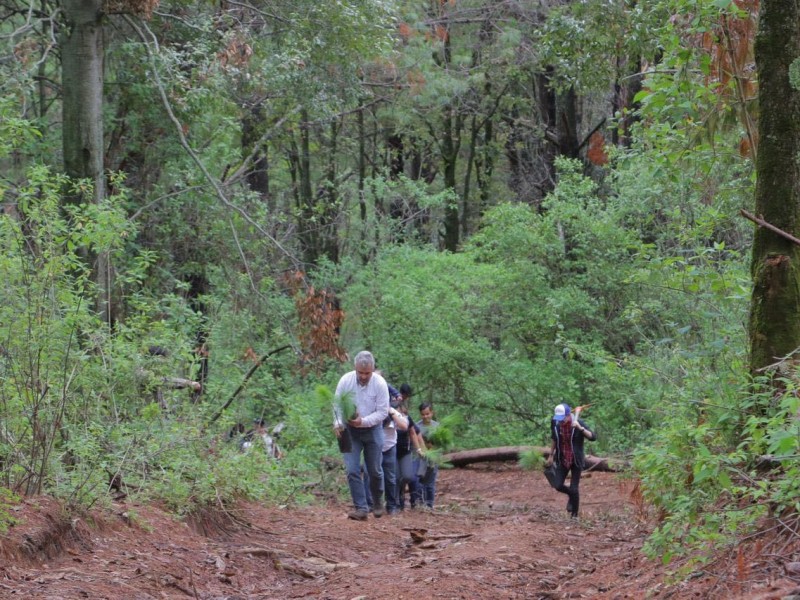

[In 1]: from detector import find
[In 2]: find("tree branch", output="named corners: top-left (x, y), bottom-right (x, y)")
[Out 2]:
top-left (741, 209), bottom-right (800, 247)
top-left (207, 344), bottom-right (293, 425)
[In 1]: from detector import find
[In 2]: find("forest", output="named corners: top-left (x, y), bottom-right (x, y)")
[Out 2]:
top-left (2, 0), bottom-right (800, 591)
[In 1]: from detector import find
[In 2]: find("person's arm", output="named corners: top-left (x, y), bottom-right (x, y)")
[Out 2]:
top-left (545, 422), bottom-right (556, 466)
top-left (408, 425), bottom-right (424, 454)
top-left (390, 408), bottom-right (409, 431)
top-left (546, 441), bottom-right (556, 466)
top-left (575, 420), bottom-right (596, 441)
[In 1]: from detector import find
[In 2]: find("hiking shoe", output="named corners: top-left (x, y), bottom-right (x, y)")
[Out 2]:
top-left (348, 509), bottom-right (369, 521)
top-left (373, 506), bottom-right (384, 518)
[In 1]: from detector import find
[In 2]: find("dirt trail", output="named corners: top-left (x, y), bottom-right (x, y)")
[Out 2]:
top-left (0, 463), bottom-right (796, 599)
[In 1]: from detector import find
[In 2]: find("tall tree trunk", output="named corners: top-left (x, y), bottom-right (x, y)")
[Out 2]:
top-left (61, 0), bottom-right (111, 324)
top-left (477, 115), bottom-right (495, 215)
top-left (506, 70), bottom-right (557, 208)
top-left (461, 115), bottom-right (478, 238)
top-left (557, 86), bottom-right (579, 159)
top-left (749, 0), bottom-right (800, 374)
top-left (442, 105), bottom-right (463, 252)
top-left (242, 101), bottom-right (271, 208)
top-left (322, 120), bottom-right (339, 264)
top-left (611, 57), bottom-right (643, 148)
top-left (62, 0), bottom-right (104, 195)
top-left (387, 132), bottom-right (404, 179)
top-left (357, 103), bottom-right (368, 264)
top-left (292, 108), bottom-right (317, 265)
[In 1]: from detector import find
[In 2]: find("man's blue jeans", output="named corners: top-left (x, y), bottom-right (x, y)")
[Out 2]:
top-left (343, 425), bottom-right (384, 512)
top-left (363, 445), bottom-right (399, 512)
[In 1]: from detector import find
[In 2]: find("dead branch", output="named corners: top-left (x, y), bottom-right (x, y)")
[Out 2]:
top-left (427, 533), bottom-right (474, 541)
top-left (740, 210), bottom-right (800, 247)
top-left (207, 344), bottom-right (292, 425)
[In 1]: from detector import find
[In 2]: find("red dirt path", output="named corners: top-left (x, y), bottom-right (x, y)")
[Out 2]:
top-left (1, 462), bottom-right (799, 599)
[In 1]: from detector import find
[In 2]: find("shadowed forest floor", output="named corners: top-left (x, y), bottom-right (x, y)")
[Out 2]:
top-left (1, 462), bottom-right (799, 599)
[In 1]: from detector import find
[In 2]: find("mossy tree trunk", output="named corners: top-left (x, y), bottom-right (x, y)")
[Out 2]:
top-left (749, 0), bottom-right (800, 373)
top-left (62, 0), bottom-right (112, 325)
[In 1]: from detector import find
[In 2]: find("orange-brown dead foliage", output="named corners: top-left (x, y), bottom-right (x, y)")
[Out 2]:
top-left (588, 131), bottom-right (609, 166)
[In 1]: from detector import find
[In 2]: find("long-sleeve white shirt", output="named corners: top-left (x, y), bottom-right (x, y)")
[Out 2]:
top-left (333, 370), bottom-right (390, 429)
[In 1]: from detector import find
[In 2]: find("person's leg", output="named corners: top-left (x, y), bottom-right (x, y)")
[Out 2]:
top-left (361, 463), bottom-right (373, 510)
top-left (410, 457), bottom-right (423, 507)
top-left (383, 447), bottom-right (399, 513)
top-left (568, 467), bottom-right (582, 517)
top-left (343, 430), bottom-right (368, 512)
top-left (397, 452), bottom-right (413, 509)
top-left (554, 463), bottom-right (570, 497)
top-left (425, 465), bottom-right (438, 508)
top-left (363, 426), bottom-right (385, 515)
top-left (553, 462), bottom-right (574, 512)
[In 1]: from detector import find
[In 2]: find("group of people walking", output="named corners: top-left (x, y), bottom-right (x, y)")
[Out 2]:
top-left (333, 351), bottom-right (439, 521)
top-left (333, 350), bottom-right (596, 521)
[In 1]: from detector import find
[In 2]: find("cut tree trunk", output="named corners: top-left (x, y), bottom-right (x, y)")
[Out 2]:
top-left (441, 446), bottom-right (625, 472)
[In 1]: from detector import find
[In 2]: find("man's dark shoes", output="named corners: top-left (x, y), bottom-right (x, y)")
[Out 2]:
top-left (348, 509), bottom-right (368, 521)
top-left (373, 506), bottom-right (384, 518)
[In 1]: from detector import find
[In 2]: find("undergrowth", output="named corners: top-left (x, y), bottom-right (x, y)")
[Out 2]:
top-left (635, 374), bottom-right (800, 574)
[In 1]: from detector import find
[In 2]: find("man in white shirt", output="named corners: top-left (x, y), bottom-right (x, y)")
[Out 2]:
top-left (333, 351), bottom-right (390, 520)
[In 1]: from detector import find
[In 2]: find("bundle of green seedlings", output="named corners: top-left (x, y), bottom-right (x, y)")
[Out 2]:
top-left (420, 413), bottom-right (462, 467)
top-left (316, 385), bottom-right (357, 421)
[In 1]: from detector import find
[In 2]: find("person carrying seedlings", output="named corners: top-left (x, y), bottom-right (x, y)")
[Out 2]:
top-left (333, 350), bottom-right (390, 521)
top-left (416, 402), bottom-right (440, 509)
top-left (544, 403), bottom-right (596, 518)
top-left (396, 384), bottom-right (422, 510)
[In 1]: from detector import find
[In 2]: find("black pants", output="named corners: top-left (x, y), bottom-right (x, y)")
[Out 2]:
top-left (553, 462), bottom-right (581, 516)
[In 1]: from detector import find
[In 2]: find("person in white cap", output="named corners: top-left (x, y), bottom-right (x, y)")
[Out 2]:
top-left (544, 403), bottom-right (596, 518)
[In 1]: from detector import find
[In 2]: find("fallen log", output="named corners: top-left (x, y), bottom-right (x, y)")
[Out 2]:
top-left (441, 446), bottom-right (626, 472)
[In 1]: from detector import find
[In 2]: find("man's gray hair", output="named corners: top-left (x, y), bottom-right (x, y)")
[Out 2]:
top-left (354, 350), bottom-right (375, 370)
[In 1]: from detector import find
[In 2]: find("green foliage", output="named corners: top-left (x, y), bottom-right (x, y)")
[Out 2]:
top-left (427, 413), bottom-right (462, 451)
top-left (0, 145), bottom-right (295, 513)
top-left (0, 488), bottom-right (20, 533)
top-left (539, 0), bottom-right (669, 91)
top-left (326, 386), bottom-right (357, 422)
top-left (0, 97), bottom-right (42, 160)
top-left (517, 448), bottom-right (544, 472)
top-left (420, 447), bottom-right (450, 469)
top-left (790, 59), bottom-right (800, 92)
top-left (333, 163), bottom-right (643, 453)
top-left (0, 2), bottom-right (786, 585)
